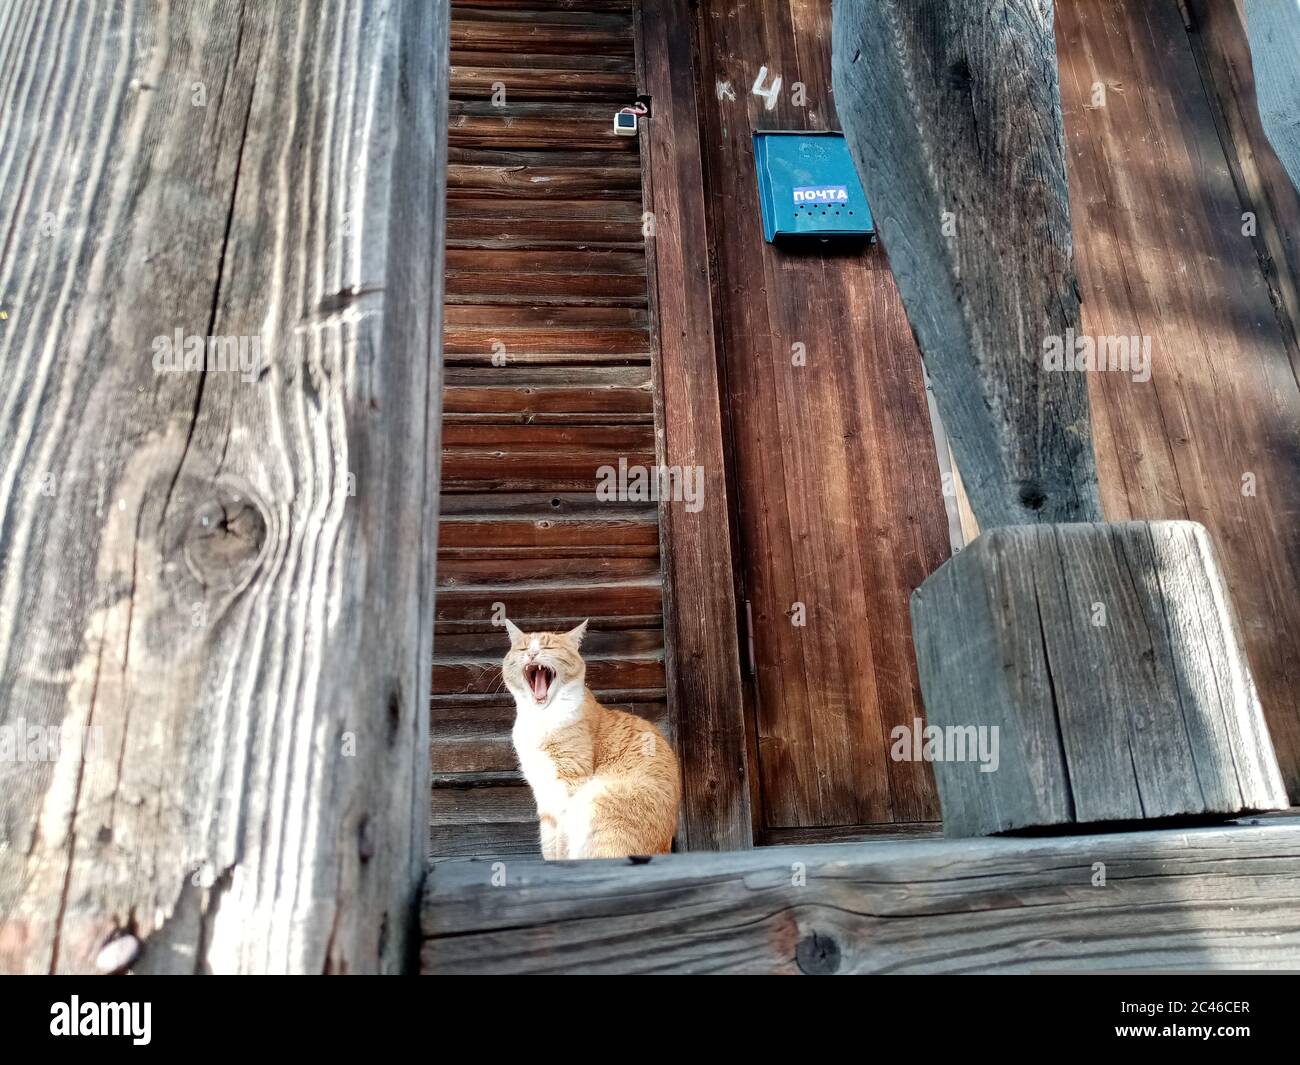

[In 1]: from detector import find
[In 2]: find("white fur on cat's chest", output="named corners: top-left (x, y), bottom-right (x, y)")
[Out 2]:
top-left (514, 747), bottom-right (568, 813)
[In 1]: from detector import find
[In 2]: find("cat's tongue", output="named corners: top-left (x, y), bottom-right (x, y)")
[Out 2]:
top-left (532, 667), bottom-right (550, 702)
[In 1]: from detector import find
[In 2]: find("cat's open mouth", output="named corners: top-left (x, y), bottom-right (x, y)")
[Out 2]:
top-left (523, 664), bottom-right (555, 703)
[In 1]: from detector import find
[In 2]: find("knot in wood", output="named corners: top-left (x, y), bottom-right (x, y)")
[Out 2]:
top-left (795, 930), bottom-right (841, 975)
top-left (183, 488), bottom-right (269, 592)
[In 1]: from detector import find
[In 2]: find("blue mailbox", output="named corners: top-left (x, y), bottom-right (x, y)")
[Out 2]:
top-left (752, 131), bottom-right (875, 244)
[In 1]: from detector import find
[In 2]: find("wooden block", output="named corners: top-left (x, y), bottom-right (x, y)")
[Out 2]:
top-left (910, 522), bottom-right (1289, 837)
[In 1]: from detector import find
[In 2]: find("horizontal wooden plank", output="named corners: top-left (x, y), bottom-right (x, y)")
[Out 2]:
top-left (422, 816), bottom-right (1300, 972)
top-left (431, 783), bottom-right (536, 825)
top-left (452, 7), bottom-right (632, 28)
top-left (759, 822), bottom-right (943, 845)
top-left (450, 49), bottom-right (634, 74)
top-left (429, 821), bottom-right (541, 858)
top-left (434, 580), bottom-right (663, 620)
top-left (447, 164), bottom-right (642, 199)
top-left (452, 0), bottom-right (633, 11)
top-left (446, 249), bottom-right (644, 275)
top-left (438, 520), bottom-right (659, 549)
top-left (446, 232), bottom-right (644, 252)
top-left (447, 195), bottom-right (642, 221)
top-left (440, 423), bottom-right (653, 448)
top-left (438, 558), bottom-right (660, 593)
top-left (442, 366), bottom-right (653, 414)
top-left (450, 19), bottom-right (634, 54)
top-left (445, 269), bottom-right (647, 299)
top-left (443, 292), bottom-right (647, 308)
top-left (448, 146), bottom-right (639, 167)
top-left (444, 323), bottom-right (650, 353)
top-left (441, 449), bottom-right (655, 491)
top-left (451, 66), bottom-right (637, 100)
top-left (449, 113), bottom-right (637, 150)
top-left (438, 491), bottom-right (656, 518)
top-left (443, 351), bottom-right (650, 368)
top-left (444, 305), bottom-right (647, 328)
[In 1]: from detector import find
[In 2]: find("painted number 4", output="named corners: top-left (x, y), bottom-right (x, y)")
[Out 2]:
top-left (751, 66), bottom-right (782, 110)
top-left (751, 66), bottom-right (805, 110)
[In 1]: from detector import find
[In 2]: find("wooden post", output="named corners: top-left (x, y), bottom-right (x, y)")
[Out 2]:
top-left (640, 0), bottom-right (755, 850)
top-left (1246, 0), bottom-right (1300, 194)
top-left (833, 0), bottom-right (1288, 833)
top-left (833, 0), bottom-right (1100, 529)
top-left (0, 0), bottom-right (448, 972)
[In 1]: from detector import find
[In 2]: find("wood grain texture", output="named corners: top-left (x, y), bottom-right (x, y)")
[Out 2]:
top-left (0, 0), bottom-right (447, 973)
top-left (692, 0), bottom-right (950, 831)
top-left (1188, 0), bottom-right (1300, 366)
top-left (1056, 0), bottom-right (1300, 795)
top-left (911, 522), bottom-right (1289, 837)
top-left (834, 0), bottom-right (1102, 527)
top-left (639, 0), bottom-right (755, 849)
top-left (1244, 0), bottom-right (1300, 194)
top-left (421, 815), bottom-right (1300, 973)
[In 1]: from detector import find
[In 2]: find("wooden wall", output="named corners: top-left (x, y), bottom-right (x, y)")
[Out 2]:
top-left (1057, 0), bottom-right (1300, 796)
top-left (431, 0), bottom-right (669, 857)
top-left (682, 0), bottom-right (1300, 838)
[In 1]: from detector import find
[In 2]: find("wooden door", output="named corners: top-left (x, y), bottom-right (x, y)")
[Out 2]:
top-left (693, 1), bottom-right (952, 837)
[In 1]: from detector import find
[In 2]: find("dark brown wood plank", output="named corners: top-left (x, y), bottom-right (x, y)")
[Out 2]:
top-left (451, 64), bottom-right (637, 99)
top-left (442, 366), bottom-right (654, 415)
top-left (445, 270), bottom-right (647, 298)
top-left (452, 0), bottom-right (633, 11)
top-left (639, 0), bottom-right (755, 850)
top-left (446, 249), bottom-right (645, 274)
top-left (444, 325), bottom-right (650, 358)
top-left (447, 195), bottom-right (642, 220)
top-left (434, 581), bottom-right (663, 621)
top-left (693, 0), bottom-right (949, 829)
top-left (450, 18), bottom-right (634, 54)
top-left (422, 816), bottom-right (1300, 972)
top-left (450, 48), bottom-right (635, 74)
top-left (448, 163), bottom-right (642, 199)
top-left (0, 0), bottom-right (447, 974)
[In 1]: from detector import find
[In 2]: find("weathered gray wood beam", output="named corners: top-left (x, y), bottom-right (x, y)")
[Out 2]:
top-left (1246, 0), bottom-right (1300, 195)
top-left (911, 522), bottom-right (1289, 837)
top-left (832, 0), bottom-right (1100, 527)
top-left (0, 0), bottom-right (448, 973)
top-left (421, 815), bottom-right (1300, 973)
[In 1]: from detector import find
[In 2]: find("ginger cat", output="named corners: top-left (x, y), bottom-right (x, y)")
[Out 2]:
top-left (502, 619), bottom-right (681, 859)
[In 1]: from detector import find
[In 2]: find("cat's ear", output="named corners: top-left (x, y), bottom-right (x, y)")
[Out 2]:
top-left (564, 619), bottom-right (589, 647)
top-left (503, 618), bottom-right (524, 645)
